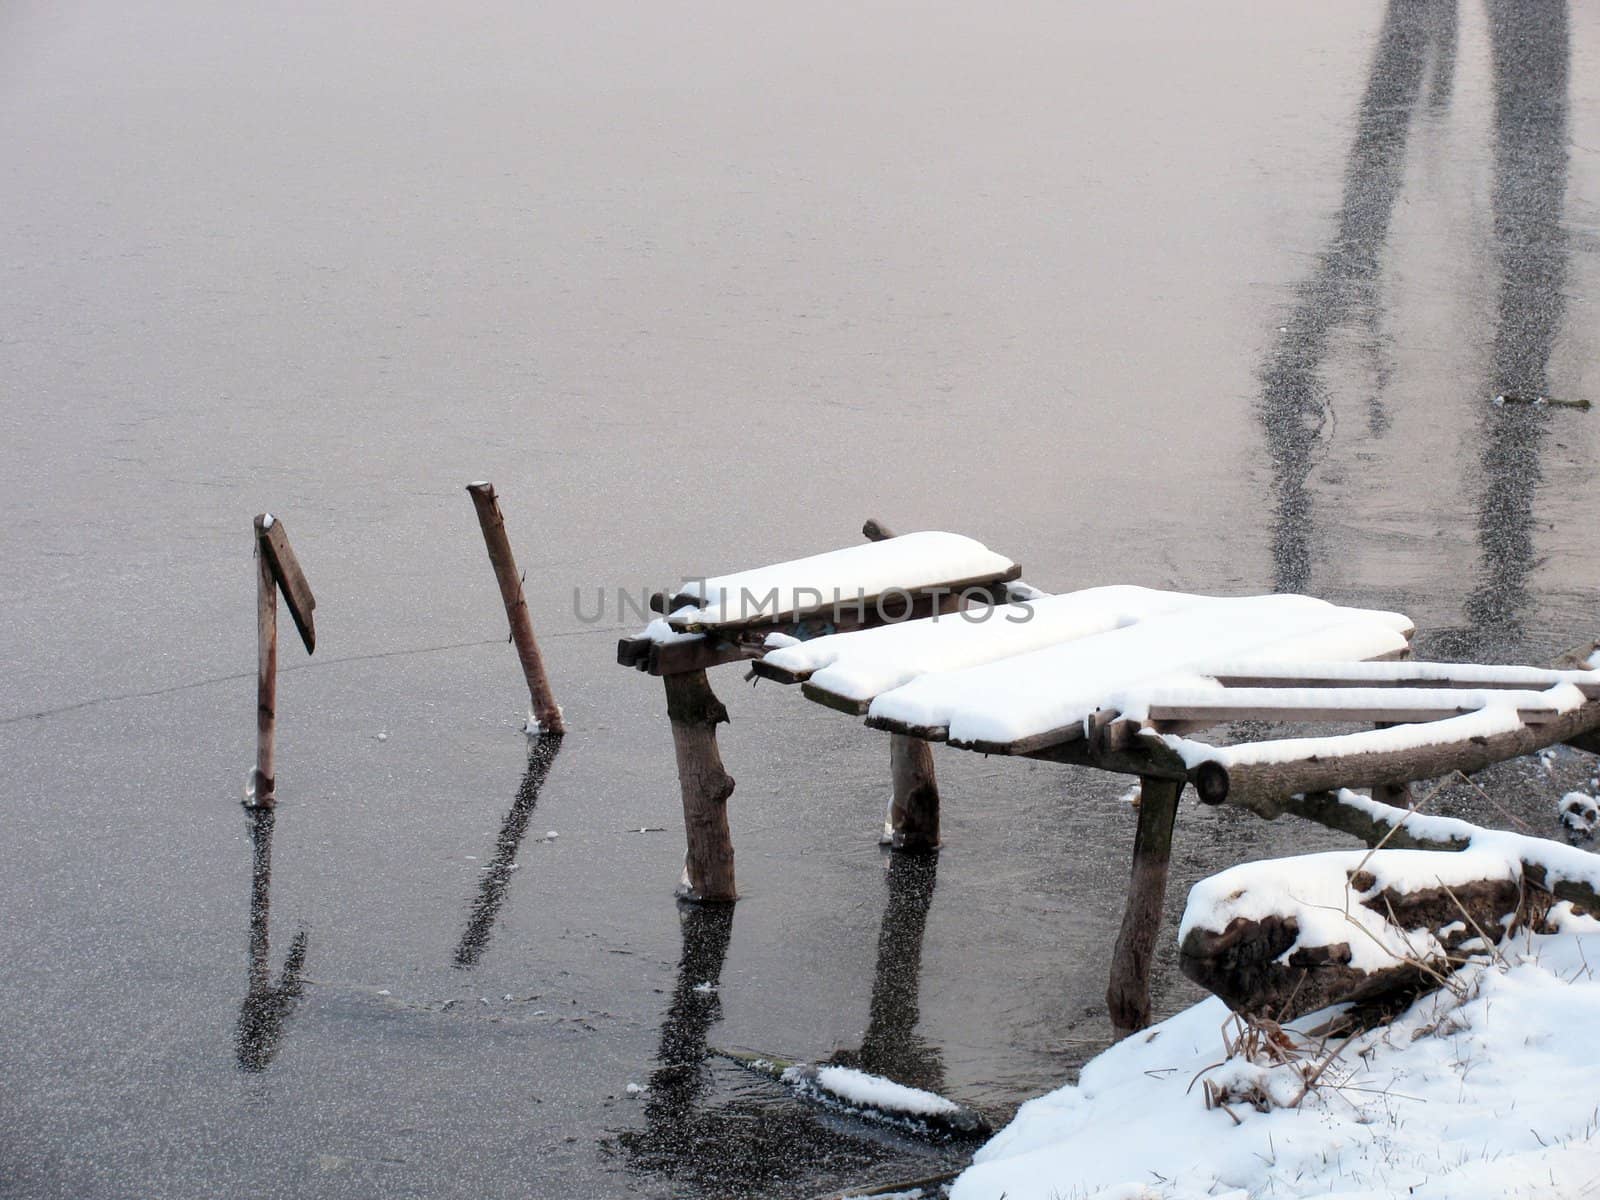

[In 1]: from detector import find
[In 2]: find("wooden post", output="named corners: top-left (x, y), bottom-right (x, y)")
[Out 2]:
top-left (1106, 775), bottom-right (1184, 1038)
top-left (466, 481), bottom-right (565, 735)
top-left (889, 735), bottom-right (941, 850)
top-left (665, 669), bottom-right (737, 902)
top-left (246, 514), bottom-right (316, 810)
top-left (864, 518), bottom-right (942, 850)
top-left (250, 525), bottom-right (278, 809)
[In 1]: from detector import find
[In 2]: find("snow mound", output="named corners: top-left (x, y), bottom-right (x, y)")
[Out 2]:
top-left (953, 914), bottom-right (1600, 1200)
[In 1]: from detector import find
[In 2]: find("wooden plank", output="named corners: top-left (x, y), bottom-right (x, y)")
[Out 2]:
top-left (617, 636), bottom-right (653, 668)
top-left (801, 681), bottom-right (873, 716)
top-left (647, 636), bottom-right (761, 677)
top-left (850, 647), bottom-right (1420, 758)
top-left (666, 567), bottom-right (1021, 635)
top-left (748, 659), bottom-right (810, 685)
top-left (1193, 697), bottom-right (1600, 817)
top-left (650, 590), bottom-right (965, 678)
top-left (862, 712), bottom-right (949, 741)
top-left (951, 725), bottom-right (1084, 757)
top-left (1213, 669), bottom-right (1599, 700)
top-left (255, 515), bottom-right (316, 654)
top-left (1024, 734), bottom-right (1191, 781)
top-left (1146, 700), bottom-right (1563, 726)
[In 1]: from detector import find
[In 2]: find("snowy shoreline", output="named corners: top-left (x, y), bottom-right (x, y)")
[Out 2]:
top-left (950, 905), bottom-right (1600, 1200)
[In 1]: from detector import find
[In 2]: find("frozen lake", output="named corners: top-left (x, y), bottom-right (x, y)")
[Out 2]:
top-left (3, 1), bottom-right (1597, 1196)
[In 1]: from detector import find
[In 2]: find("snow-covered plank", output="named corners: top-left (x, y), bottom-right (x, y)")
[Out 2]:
top-left (758, 585), bottom-right (1225, 711)
top-left (1133, 683), bottom-right (1576, 726)
top-left (859, 595), bottom-right (1414, 752)
top-left (1176, 688), bottom-right (1600, 816)
top-left (1206, 659), bottom-right (1600, 698)
top-left (663, 531), bottom-right (1019, 633)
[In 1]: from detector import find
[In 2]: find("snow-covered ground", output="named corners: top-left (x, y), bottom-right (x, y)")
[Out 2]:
top-left (953, 907), bottom-right (1600, 1199)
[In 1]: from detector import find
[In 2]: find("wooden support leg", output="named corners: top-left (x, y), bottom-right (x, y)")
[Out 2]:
top-left (889, 734), bottom-right (940, 851)
top-left (665, 670), bottom-right (737, 902)
top-left (1107, 776), bottom-right (1183, 1039)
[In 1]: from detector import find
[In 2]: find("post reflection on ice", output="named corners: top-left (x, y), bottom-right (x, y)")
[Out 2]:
top-left (826, 852), bottom-right (944, 1097)
top-left (614, 857), bottom-right (955, 1195)
top-left (1461, 0), bottom-right (1570, 658)
top-left (1258, 0), bottom-right (1572, 665)
top-left (1258, 0), bottom-right (1456, 595)
top-left (235, 807), bottom-right (308, 1073)
top-left (454, 732), bottom-right (565, 969)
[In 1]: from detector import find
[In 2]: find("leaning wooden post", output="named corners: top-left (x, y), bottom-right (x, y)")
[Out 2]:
top-left (251, 531), bottom-right (278, 809)
top-left (466, 481), bottom-right (565, 735)
top-left (247, 515), bottom-right (316, 810)
top-left (1106, 775), bottom-right (1184, 1038)
top-left (864, 517), bottom-right (941, 850)
top-left (665, 668), bottom-right (737, 902)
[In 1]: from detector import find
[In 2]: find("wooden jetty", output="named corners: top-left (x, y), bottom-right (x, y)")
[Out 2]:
top-left (618, 525), bottom-right (1600, 1037)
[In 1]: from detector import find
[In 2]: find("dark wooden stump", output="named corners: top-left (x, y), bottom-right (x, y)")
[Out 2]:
top-left (665, 669), bottom-right (737, 902)
top-left (1106, 776), bottom-right (1183, 1038)
top-left (888, 734), bottom-right (940, 851)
